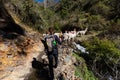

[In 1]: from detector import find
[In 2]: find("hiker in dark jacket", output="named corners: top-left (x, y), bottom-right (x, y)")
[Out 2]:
top-left (44, 27), bottom-right (62, 80)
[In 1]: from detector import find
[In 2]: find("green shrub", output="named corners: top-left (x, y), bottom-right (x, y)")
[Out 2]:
top-left (87, 15), bottom-right (108, 31)
top-left (73, 53), bottom-right (98, 80)
top-left (89, 1), bottom-right (110, 17)
top-left (82, 37), bottom-right (120, 79)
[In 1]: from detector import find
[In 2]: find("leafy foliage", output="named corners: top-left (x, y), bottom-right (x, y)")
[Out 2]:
top-left (56, 0), bottom-right (82, 19)
top-left (87, 15), bottom-right (108, 31)
top-left (73, 53), bottom-right (98, 80)
top-left (8, 0), bottom-right (44, 32)
top-left (89, 1), bottom-right (110, 17)
top-left (82, 37), bottom-right (120, 79)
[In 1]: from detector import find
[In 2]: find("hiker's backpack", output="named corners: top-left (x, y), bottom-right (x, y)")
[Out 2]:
top-left (46, 35), bottom-right (57, 51)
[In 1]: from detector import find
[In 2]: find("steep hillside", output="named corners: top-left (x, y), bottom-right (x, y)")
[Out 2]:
top-left (0, 0), bottom-right (120, 80)
top-left (54, 0), bottom-right (120, 80)
top-left (0, 1), bottom-right (44, 80)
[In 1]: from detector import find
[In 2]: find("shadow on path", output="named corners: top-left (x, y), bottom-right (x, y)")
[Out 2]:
top-left (24, 54), bottom-right (56, 80)
top-left (25, 57), bottom-right (49, 80)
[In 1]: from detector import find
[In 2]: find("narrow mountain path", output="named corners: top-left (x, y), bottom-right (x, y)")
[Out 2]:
top-left (76, 31), bottom-right (101, 42)
top-left (0, 7), bottom-right (100, 80)
top-left (25, 42), bottom-right (77, 80)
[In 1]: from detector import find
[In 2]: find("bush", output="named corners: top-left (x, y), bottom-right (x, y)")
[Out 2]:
top-left (89, 1), bottom-right (110, 17)
top-left (82, 37), bottom-right (120, 79)
top-left (73, 53), bottom-right (98, 80)
top-left (87, 15), bottom-right (108, 31)
top-left (108, 24), bottom-right (120, 35)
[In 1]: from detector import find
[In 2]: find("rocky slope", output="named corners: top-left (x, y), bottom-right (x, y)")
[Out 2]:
top-left (0, 2), bottom-right (44, 79)
top-left (0, 25), bottom-right (44, 80)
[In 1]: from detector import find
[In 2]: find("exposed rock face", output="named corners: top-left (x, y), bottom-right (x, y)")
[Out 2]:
top-left (0, 29), bottom-right (44, 80)
top-left (0, 1), bottom-right (45, 79)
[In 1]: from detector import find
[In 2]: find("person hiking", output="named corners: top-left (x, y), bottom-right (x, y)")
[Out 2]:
top-left (44, 27), bottom-right (62, 80)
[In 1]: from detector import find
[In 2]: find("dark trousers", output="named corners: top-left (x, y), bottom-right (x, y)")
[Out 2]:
top-left (47, 49), bottom-right (58, 80)
top-left (53, 49), bottom-right (58, 67)
top-left (48, 54), bottom-right (54, 80)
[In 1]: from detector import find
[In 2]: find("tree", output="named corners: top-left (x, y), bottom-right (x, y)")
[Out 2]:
top-left (22, 0), bottom-right (33, 22)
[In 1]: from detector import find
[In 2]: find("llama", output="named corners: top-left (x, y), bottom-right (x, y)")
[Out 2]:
top-left (63, 30), bottom-right (78, 41)
top-left (54, 32), bottom-right (63, 38)
top-left (67, 30), bottom-right (82, 41)
top-left (68, 31), bottom-right (76, 40)
top-left (54, 33), bottom-right (60, 38)
top-left (63, 29), bottom-right (83, 41)
top-left (77, 27), bottom-right (88, 36)
top-left (63, 31), bottom-right (70, 41)
top-left (42, 31), bottom-right (50, 38)
top-left (42, 33), bottom-right (49, 38)
top-left (43, 33), bottom-right (47, 37)
top-left (43, 32), bottom-right (63, 39)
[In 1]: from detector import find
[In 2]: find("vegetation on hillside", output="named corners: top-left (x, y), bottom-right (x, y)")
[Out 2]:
top-left (1, 0), bottom-right (120, 79)
top-left (3, 0), bottom-right (120, 33)
top-left (73, 53), bottom-right (98, 80)
top-left (82, 37), bottom-right (120, 79)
